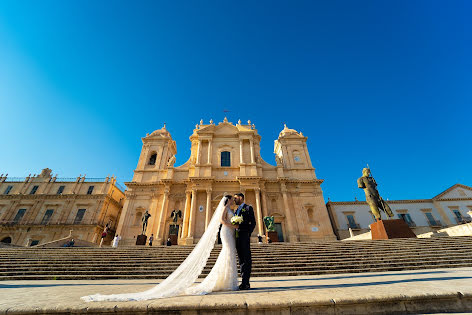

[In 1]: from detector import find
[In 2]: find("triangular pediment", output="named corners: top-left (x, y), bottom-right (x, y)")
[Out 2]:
top-left (433, 184), bottom-right (472, 200)
top-left (214, 123), bottom-right (239, 135)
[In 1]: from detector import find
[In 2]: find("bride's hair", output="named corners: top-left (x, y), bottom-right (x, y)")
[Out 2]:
top-left (224, 195), bottom-right (233, 205)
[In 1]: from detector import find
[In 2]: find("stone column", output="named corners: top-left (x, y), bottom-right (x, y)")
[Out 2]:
top-left (432, 200), bottom-right (453, 226)
top-left (187, 189), bottom-right (197, 239)
top-left (207, 139), bottom-right (212, 165)
top-left (205, 188), bottom-right (212, 230)
top-left (239, 140), bottom-right (244, 164)
top-left (261, 186), bottom-right (269, 218)
top-left (196, 141), bottom-right (202, 165)
top-left (281, 182), bottom-right (298, 242)
top-left (254, 188), bottom-right (263, 236)
top-left (156, 188), bottom-right (170, 243)
top-left (116, 198), bottom-right (132, 236)
top-left (303, 143), bottom-right (314, 169)
top-left (249, 139), bottom-right (255, 164)
top-left (146, 194), bottom-right (160, 236)
top-left (2, 200), bottom-right (19, 222)
top-left (181, 190), bottom-right (191, 238)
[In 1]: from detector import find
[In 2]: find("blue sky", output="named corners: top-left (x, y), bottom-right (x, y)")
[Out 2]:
top-left (0, 1), bottom-right (470, 201)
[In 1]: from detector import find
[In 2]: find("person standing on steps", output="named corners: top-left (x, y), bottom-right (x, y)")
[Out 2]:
top-left (112, 234), bottom-right (121, 248)
top-left (233, 192), bottom-right (256, 290)
top-left (148, 234), bottom-right (154, 247)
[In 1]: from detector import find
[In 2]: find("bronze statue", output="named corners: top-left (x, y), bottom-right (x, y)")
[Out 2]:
top-left (142, 210), bottom-right (151, 235)
top-left (357, 167), bottom-right (394, 220)
top-left (263, 216), bottom-right (275, 232)
top-left (167, 155), bottom-right (176, 167)
top-left (170, 209), bottom-right (182, 225)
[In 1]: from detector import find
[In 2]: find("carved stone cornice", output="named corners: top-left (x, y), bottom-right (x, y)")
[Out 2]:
top-left (327, 199), bottom-right (433, 205)
top-left (189, 177), bottom-right (215, 182)
top-left (169, 193), bottom-right (185, 199)
top-left (0, 194), bottom-right (105, 201)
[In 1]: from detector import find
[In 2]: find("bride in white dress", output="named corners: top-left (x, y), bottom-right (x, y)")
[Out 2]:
top-left (81, 195), bottom-right (239, 302)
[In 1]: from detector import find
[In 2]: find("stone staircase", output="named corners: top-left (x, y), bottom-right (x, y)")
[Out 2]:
top-left (1, 237), bottom-right (472, 280)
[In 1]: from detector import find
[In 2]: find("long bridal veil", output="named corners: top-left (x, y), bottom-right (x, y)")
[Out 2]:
top-left (81, 196), bottom-right (228, 302)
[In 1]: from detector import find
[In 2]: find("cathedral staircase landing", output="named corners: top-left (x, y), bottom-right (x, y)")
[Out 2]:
top-left (0, 237), bottom-right (471, 280)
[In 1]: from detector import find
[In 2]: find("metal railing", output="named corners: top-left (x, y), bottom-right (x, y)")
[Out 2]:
top-left (0, 218), bottom-right (105, 227)
top-left (347, 223), bottom-right (361, 230)
top-left (2, 177), bottom-right (27, 182)
top-left (114, 182), bottom-right (126, 192)
top-left (428, 220), bottom-right (442, 227)
top-left (83, 178), bottom-right (107, 182)
top-left (455, 216), bottom-right (472, 224)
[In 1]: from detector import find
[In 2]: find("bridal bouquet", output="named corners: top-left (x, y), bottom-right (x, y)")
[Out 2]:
top-left (231, 215), bottom-right (243, 225)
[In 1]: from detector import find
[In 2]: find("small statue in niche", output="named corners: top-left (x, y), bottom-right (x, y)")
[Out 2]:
top-left (167, 155), bottom-right (176, 167)
top-left (170, 210), bottom-right (182, 225)
top-left (275, 155), bottom-right (283, 167)
top-left (141, 210), bottom-right (151, 235)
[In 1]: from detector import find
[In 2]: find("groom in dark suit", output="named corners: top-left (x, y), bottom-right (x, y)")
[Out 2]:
top-left (233, 192), bottom-right (256, 290)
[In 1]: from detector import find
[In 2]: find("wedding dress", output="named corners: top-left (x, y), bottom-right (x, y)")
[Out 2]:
top-left (81, 196), bottom-right (238, 302)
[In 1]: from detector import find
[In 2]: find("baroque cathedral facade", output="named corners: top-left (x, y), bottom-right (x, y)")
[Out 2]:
top-left (116, 118), bottom-right (336, 245)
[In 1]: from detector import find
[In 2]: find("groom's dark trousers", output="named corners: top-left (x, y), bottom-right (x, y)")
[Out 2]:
top-left (236, 230), bottom-right (252, 286)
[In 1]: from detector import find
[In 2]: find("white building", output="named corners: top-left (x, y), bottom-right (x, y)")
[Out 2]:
top-left (326, 184), bottom-right (472, 240)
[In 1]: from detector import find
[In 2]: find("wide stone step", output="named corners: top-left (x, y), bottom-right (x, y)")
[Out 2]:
top-left (1, 248), bottom-right (470, 262)
top-left (1, 251), bottom-right (471, 267)
top-left (2, 237), bottom-right (472, 280)
top-left (1, 262), bottom-right (471, 281)
top-left (2, 257), bottom-right (472, 274)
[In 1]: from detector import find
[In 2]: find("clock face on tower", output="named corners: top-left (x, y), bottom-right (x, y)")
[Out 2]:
top-left (294, 156), bottom-right (301, 162)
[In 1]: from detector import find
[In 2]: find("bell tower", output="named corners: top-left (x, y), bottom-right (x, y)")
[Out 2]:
top-left (133, 124), bottom-right (177, 183)
top-left (274, 124), bottom-right (316, 178)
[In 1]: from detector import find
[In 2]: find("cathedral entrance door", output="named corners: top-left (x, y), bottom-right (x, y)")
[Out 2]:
top-left (168, 225), bottom-right (179, 245)
top-left (274, 223), bottom-right (284, 242)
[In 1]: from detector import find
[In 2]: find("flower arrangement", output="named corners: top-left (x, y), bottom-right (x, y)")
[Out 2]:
top-left (231, 215), bottom-right (243, 225)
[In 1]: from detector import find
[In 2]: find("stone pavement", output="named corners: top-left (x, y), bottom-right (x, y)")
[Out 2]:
top-left (1, 267), bottom-right (472, 314)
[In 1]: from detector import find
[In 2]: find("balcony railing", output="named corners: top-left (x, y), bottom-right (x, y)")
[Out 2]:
top-left (347, 223), bottom-right (361, 230)
top-left (455, 216), bottom-right (472, 224)
top-left (0, 219), bottom-right (106, 227)
top-left (428, 220), bottom-right (442, 227)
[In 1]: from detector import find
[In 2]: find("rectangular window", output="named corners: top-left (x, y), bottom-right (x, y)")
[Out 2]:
top-left (452, 209), bottom-right (465, 223)
top-left (221, 151), bottom-right (231, 167)
top-left (398, 213), bottom-right (415, 227)
top-left (346, 215), bottom-right (360, 229)
top-left (425, 212), bottom-right (440, 226)
top-left (41, 209), bottom-right (54, 225)
top-left (13, 209), bottom-right (26, 223)
top-left (57, 186), bottom-right (65, 195)
top-left (74, 209), bottom-right (86, 224)
top-left (4, 185), bottom-right (13, 195)
top-left (87, 186), bottom-right (94, 195)
top-left (30, 185), bottom-right (39, 195)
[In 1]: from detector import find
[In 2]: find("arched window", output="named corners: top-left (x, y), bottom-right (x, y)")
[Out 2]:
top-left (149, 153), bottom-right (157, 165)
top-left (221, 151), bottom-right (231, 167)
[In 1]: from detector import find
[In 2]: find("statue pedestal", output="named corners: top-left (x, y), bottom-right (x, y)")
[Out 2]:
top-left (370, 219), bottom-right (416, 239)
top-left (266, 231), bottom-right (279, 243)
top-left (136, 234), bottom-right (147, 245)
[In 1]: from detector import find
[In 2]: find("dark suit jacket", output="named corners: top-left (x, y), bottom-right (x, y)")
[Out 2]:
top-left (237, 203), bottom-right (256, 234)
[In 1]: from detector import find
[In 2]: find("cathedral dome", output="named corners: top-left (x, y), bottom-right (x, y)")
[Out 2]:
top-left (278, 124), bottom-right (300, 138)
top-left (149, 124), bottom-right (171, 138)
